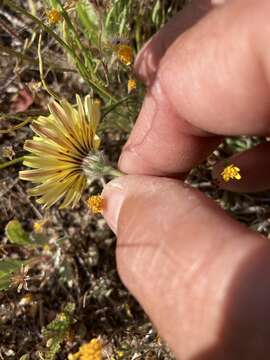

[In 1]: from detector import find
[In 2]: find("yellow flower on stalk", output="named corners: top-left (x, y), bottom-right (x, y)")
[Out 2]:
top-left (116, 44), bottom-right (133, 65)
top-left (19, 95), bottom-right (102, 209)
top-left (47, 9), bottom-right (61, 24)
top-left (68, 338), bottom-right (102, 360)
top-left (221, 164), bottom-right (241, 182)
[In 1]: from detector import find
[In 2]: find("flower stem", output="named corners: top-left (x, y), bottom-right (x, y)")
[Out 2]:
top-left (83, 152), bottom-right (124, 180)
top-left (0, 156), bottom-right (24, 170)
top-left (105, 167), bottom-right (124, 178)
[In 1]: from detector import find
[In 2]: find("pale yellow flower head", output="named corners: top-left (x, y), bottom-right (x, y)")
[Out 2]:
top-left (19, 95), bottom-right (101, 209)
top-left (221, 164), bottom-right (241, 182)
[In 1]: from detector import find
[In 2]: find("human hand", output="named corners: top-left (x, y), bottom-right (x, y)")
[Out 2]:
top-left (102, 1), bottom-right (270, 359)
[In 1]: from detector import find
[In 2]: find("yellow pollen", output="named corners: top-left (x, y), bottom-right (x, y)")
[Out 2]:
top-left (116, 45), bottom-right (133, 65)
top-left (87, 195), bottom-right (104, 214)
top-left (127, 79), bottom-right (137, 93)
top-left (221, 164), bottom-right (241, 182)
top-left (47, 9), bottom-right (61, 24)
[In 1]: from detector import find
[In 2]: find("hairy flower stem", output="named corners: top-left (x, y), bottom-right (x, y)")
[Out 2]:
top-left (83, 152), bottom-right (123, 181)
top-left (102, 167), bottom-right (123, 178)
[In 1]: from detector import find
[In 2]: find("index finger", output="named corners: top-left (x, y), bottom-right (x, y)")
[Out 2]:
top-left (119, 0), bottom-right (270, 176)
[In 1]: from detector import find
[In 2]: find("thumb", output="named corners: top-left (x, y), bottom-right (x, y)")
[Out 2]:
top-left (102, 175), bottom-right (270, 360)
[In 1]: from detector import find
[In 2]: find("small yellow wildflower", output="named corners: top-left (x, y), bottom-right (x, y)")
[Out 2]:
top-left (116, 45), bottom-right (133, 65)
top-left (33, 222), bottom-right (42, 233)
top-left (68, 338), bottom-right (102, 360)
top-left (127, 79), bottom-right (137, 93)
top-left (117, 351), bottom-right (124, 358)
top-left (221, 164), bottom-right (241, 182)
top-left (33, 220), bottom-right (44, 233)
top-left (87, 195), bottom-right (104, 214)
top-left (47, 9), bottom-right (61, 24)
top-left (43, 244), bottom-right (50, 252)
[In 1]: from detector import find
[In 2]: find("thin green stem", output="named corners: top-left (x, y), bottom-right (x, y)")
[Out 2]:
top-left (102, 94), bottom-right (135, 119)
top-left (38, 32), bottom-right (61, 101)
top-left (4, 0), bottom-right (117, 103)
top-left (0, 110), bottom-right (49, 121)
top-left (0, 118), bottom-right (32, 134)
top-left (55, 0), bottom-right (94, 71)
top-left (104, 167), bottom-right (124, 177)
top-left (0, 156), bottom-right (24, 170)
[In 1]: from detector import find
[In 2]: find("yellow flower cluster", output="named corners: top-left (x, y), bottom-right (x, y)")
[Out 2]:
top-left (87, 195), bottom-right (104, 214)
top-left (68, 339), bottom-right (102, 360)
top-left (116, 44), bottom-right (133, 65)
top-left (221, 164), bottom-right (241, 182)
top-left (47, 9), bottom-right (61, 24)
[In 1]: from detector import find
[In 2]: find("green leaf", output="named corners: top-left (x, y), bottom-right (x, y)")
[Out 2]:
top-left (0, 274), bottom-right (11, 290)
top-left (0, 258), bottom-right (24, 275)
top-left (5, 220), bottom-right (31, 246)
top-left (40, 303), bottom-right (76, 360)
top-left (0, 259), bottom-right (25, 291)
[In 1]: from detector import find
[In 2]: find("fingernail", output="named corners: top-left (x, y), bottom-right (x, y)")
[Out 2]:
top-left (101, 178), bottom-right (126, 234)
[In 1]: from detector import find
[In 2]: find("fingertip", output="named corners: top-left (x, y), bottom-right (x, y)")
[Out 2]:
top-left (101, 177), bottom-right (126, 234)
top-left (102, 175), bottom-right (165, 234)
top-left (102, 173), bottom-right (267, 360)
